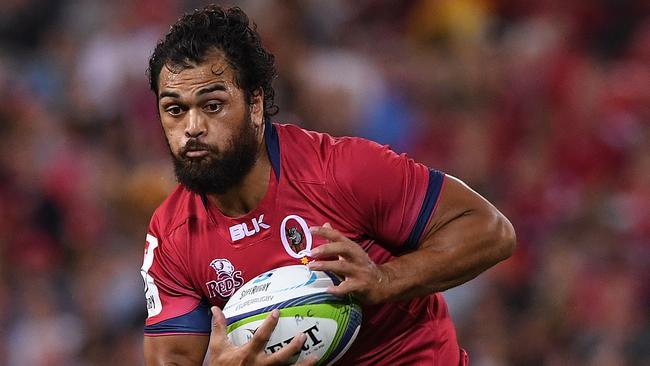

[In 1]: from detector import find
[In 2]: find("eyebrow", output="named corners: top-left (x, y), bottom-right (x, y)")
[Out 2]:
top-left (197, 84), bottom-right (227, 96)
top-left (159, 84), bottom-right (227, 100)
top-left (159, 91), bottom-right (180, 100)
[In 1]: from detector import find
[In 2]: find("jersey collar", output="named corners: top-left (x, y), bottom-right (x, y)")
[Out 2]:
top-left (264, 118), bottom-right (281, 182)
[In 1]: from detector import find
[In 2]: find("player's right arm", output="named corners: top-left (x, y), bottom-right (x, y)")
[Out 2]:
top-left (141, 228), bottom-right (212, 365)
top-left (143, 302), bottom-right (315, 366)
top-left (141, 229), bottom-right (315, 366)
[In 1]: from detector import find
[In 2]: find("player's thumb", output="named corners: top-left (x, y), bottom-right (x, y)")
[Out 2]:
top-left (210, 306), bottom-right (228, 346)
top-left (323, 222), bottom-right (332, 229)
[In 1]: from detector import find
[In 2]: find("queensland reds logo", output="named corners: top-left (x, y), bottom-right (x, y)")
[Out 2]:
top-left (205, 259), bottom-right (244, 299)
top-left (280, 215), bottom-right (313, 263)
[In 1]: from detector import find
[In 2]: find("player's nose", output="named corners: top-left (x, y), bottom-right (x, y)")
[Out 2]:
top-left (185, 109), bottom-right (206, 138)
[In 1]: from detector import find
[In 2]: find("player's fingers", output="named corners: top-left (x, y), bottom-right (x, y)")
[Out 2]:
top-left (265, 332), bottom-right (307, 364)
top-left (247, 309), bottom-right (280, 351)
top-left (326, 279), bottom-right (356, 298)
top-left (309, 224), bottom-right (347, 243)
top-left (309, 241), bottom-right (359, 260)
top-left (307, 256), bottom-right (356, 277)
top-left (209, 306), bottom-right (230, 348)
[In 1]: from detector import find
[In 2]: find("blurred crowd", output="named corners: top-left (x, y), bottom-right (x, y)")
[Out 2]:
top-left (0, 0), bottom-right (648, 365)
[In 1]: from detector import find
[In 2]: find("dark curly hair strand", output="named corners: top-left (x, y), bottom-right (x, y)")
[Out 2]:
top-left (148, 5), bottom-right (278, 118)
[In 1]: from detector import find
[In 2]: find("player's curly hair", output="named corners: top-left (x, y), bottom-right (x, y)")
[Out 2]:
top-left (148, 5), bottom-right (278, 118)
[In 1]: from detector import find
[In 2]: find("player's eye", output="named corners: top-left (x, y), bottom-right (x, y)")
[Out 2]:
top-left (165, 105), bottom-right (184, 116)
top-left (204, 102), bottom-right (222, 113)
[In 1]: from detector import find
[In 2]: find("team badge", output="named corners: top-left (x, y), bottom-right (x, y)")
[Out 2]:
top-left (286, 227), bottom-right (304, 251)
top-left (280, 215), bottom-right (313, 264)
top-left (205, 258), bottom-right (244, 299)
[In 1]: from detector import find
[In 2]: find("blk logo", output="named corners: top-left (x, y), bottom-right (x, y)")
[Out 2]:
top-left (229, 214), bottom-right (270, 242)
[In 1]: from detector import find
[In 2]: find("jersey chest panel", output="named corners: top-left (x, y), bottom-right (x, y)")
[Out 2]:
top-left (184, 183), bottom-right (339, 308)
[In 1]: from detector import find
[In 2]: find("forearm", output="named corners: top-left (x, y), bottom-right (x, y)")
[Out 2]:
top-left (377, 209), bottom-right (515, 303)
top-left (144, 335), bottom-right (209, 366)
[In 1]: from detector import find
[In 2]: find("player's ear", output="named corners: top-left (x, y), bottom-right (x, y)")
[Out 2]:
top-left (249, 88), bottom-right (265, 128)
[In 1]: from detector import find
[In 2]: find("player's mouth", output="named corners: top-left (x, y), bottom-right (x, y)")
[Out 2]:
top-left (185, 150), bottom-right (209, 158)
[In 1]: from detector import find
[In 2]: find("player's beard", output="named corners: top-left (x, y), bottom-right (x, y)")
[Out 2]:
top-left (169, 114), bottom-right (260, 195)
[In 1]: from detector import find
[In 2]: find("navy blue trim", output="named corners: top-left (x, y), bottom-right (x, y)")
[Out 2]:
top-left (200, 194), bottom-right (217, 225)
top-left (144, 301), bottom-right (212, 335)
top-left (264, 118), bottom-right (281, 182)
top-left (323, 304), bottom-right (362, 364)
top-left (403, 169), bottom-right (445, 251)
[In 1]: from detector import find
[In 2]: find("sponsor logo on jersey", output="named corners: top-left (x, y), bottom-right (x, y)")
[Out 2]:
top-left (229, 214), bottom-right (270, 242)
top-left (206, 258), bottom-right (244, 299)
top-left (280, 215), bottom-right (313, 263)
top-left (142, 234), bottom-right (162, 317)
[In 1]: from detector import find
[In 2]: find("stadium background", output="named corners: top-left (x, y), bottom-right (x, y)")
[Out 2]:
top-left (0, 0), bottom-right (648, 364)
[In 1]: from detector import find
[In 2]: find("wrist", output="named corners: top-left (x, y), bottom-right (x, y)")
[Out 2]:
top-left (371, 263), bottom-right (397, 304)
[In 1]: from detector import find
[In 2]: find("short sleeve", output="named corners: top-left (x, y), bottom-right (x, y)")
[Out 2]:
top-left (141, 216), bottom-right (211, 335)
top-left (326, 138), bottom-right (445, 252)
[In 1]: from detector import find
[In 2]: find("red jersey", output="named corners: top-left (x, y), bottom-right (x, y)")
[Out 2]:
top-left (142, 122), bottom-right (462, 365)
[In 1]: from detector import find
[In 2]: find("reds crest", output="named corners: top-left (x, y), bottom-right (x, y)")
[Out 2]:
top-left (205, 258), bottom-right (244, 299)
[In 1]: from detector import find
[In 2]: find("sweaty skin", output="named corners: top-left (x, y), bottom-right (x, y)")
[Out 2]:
top-left (157, 50), bottom-right (271, 217)
top-left (158, 54), bottom-right (245, 164)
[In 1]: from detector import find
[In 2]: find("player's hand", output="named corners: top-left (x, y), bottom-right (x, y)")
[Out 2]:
top-left (208, 307), bottom-right (318, 366)
top-left (307, 223), bottom-right (390, 305)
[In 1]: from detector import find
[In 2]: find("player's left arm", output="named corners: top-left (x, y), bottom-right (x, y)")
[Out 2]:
top-left (308, 174), bottom-right (516, 304)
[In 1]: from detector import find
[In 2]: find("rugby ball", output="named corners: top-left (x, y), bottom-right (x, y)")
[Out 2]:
top-left (223, 265), bottom-right (362, 365)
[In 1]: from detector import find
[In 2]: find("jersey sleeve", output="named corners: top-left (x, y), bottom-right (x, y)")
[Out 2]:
top-left (326, 138), bottom-right (445, 253)
top-left (141, 216), bottom-right (211, 335)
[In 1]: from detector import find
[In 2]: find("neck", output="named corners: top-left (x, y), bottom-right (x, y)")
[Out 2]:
top-left (206, 140), bottom-right (271, 218)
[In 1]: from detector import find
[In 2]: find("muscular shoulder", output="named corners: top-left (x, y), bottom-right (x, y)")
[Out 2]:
top-left (274, 123), bottom-right (335, 182)
top-left (274, 123), bottom-right (388, 181)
